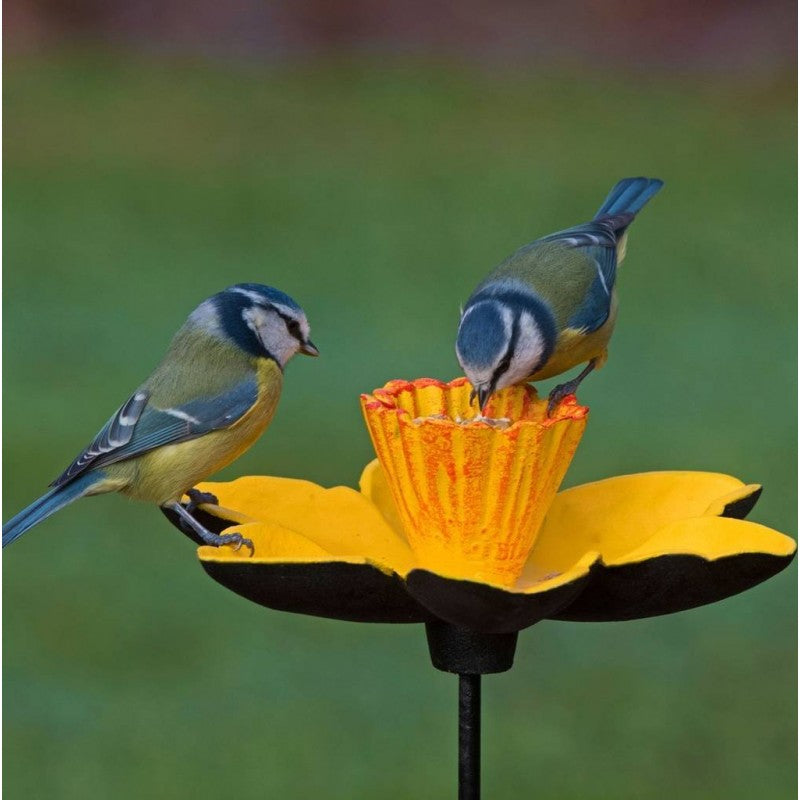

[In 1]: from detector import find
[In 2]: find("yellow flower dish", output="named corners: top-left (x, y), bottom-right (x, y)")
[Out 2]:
top-left (360, 377), bottom-right (587, 587)
top-left (164, 378), bottom-right (795, 634)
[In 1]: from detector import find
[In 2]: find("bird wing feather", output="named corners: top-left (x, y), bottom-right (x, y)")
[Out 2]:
top-left (537, 215), bottom-right (631, 333)
top-left (51, 377), bottom-right (259, 487)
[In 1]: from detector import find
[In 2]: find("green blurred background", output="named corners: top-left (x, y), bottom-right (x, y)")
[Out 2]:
top-left (3, 4), bottom-right (797, 797)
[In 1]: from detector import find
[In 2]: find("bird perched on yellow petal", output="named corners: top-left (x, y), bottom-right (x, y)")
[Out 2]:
top-left (3, 283), bottom-right (319, 553)
top-left (456, 177), bottom-right (663, 413)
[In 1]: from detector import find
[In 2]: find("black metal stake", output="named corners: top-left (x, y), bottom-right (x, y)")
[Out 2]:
top-left (458, 673), bottom-right (481, 800)
top-left (425, 623), bottom-right (516, 799)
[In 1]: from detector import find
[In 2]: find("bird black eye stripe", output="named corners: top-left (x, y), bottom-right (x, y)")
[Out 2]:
top-left (270, 308), bottom-right (304, 342)
top-left (287, 319), bottom-right (302, 338)
top-left (490, 314), bottom-right (520, 388)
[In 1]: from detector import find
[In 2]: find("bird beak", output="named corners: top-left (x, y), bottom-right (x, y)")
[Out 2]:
top-left (299, 339), bottom-right (319, 357)
top-left (477, 385), bottom-right (492, 413)
top-left (470, 383), bottom-right (492, 413)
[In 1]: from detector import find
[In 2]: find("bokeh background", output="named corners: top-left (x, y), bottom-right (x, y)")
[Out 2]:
top-left (3, 2), bottom-right (797, 798)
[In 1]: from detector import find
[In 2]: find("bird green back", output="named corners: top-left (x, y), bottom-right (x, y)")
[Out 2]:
top-left (145, 323), bottom-right (258, 407)
top-left (481, 240), bottom-right (598, 330)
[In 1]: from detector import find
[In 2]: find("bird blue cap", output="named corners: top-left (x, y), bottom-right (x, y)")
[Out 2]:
top-left (456, 301), bottom-right (508, 370)
top-left (224, 283), bottom-right (302, 311)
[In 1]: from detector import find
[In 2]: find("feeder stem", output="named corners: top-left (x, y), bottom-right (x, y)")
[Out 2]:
top-left (458, 673), bottom-right (481, 800)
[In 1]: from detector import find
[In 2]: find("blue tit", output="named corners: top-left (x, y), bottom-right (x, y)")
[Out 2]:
top-left (456, 177), bottom-right (663, 413)
top-left (3, 283), bottom-right (319, 553)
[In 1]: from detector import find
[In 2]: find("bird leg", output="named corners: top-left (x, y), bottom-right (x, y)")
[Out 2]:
top-left (166, 501), bottom-right (254, 556)
top-left (185, 488), bottom-right (219, 515)
top-left (547, 359), bottom-right (597, 416)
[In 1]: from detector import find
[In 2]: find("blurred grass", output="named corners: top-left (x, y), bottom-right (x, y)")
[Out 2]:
top-left (3, 51), bottom-right (796, 799)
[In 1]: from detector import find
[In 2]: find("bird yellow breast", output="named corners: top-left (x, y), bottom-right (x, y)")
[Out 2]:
top-left (209, 358), bottom-right (284, 469)
top-left (530, 293), bottom-right (618, 381)
top-left (117, 359), bottom-right (283, 505)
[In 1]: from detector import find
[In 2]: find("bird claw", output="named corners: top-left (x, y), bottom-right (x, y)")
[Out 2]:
top-left (173, 494), bottom-right (253, 556)
top-left (185, 488), bottom-right (219, 515)
top-left (547, 383), bottom-right (577, 416)
top-left (220, 532), bottom-right (255, 557)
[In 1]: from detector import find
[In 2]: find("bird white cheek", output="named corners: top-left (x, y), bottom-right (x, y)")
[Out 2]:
top-left (243, 307), bottom-right (299, 367)
top-left (495, 357), bottom-right (535, 391)
top-left (500, 313), bottom-right (546, 388)
top-left (259, 319), bottom-right (299, 367)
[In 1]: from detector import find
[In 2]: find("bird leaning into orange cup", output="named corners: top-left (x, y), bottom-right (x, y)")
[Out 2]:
top-left (456, 177), bottom-right (663, 414)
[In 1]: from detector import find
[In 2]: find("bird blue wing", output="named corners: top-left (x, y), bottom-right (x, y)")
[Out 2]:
top-left (51, 390), bottom-right (150, 485)
top-left (51, 377), bottom-right (259, 487)
top-left (529, 180), bottom-right (662, 334)
top-left (537, 214), bottom-right (631, 249)
top-left (566, 261), bottom-right (614, 333)
top-left (537, 216), bottom-right (630, 333)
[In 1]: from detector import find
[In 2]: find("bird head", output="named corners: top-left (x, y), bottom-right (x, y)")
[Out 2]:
top-left (455, 287), bottom-right (555, 412)
top-left (194, 283), bottom-right (318, 368)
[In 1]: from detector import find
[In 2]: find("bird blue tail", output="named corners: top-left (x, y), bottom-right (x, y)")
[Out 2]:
top-left (595, 177), bottom-right (664, 219)
top-left (2, 471), bottom-right (104, 548)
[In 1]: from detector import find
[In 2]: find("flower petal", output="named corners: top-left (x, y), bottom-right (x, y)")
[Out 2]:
top-left (529, 471), bottom-right (762, 574)
top-left (188, 476), bottom-right (416, 576)
top-left (551, 517), bottom-right (796, 622)
top-left (179, 495), bottom-right (259, 527)
top-left (200, 557), bottom-right (432, 624)
top-left (165, 506), bottom-right (430, 623)
top-left (197, 522), bottom-right (334, 563)
top-left (608, 515), bottom-right (796, 564)
top-left (358, 459), bottom-right (406, 539)
top-left (404, 552), bottom-right (599, 634)
top-left (704, 484), bottom-right (762, 518)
